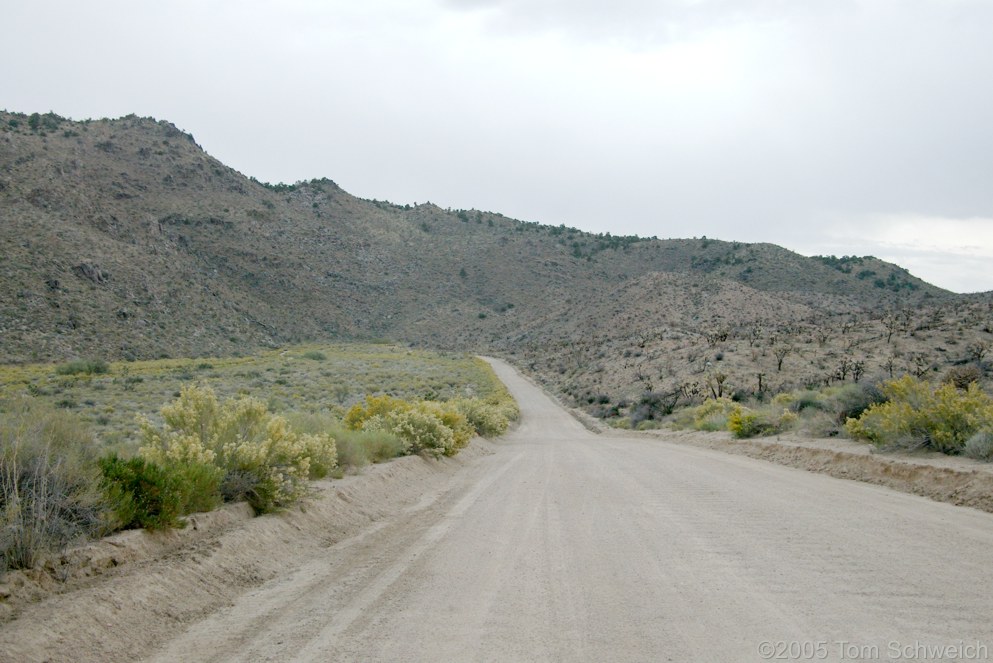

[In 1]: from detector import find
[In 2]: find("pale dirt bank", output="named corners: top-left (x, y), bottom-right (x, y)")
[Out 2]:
top-left (565, 402), bottom-right (993, 514)
top-left (596, 423), bottom-right (993, 515)
top-left (651, 428), bottom-right (993, 514)
top-left (0, 440), bottom-right (495, 662)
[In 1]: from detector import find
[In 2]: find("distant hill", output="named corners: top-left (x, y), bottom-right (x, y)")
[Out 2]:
top-left (4, 110), bottom-right (988, 414)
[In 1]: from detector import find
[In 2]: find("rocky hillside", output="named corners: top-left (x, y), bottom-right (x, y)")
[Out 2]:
top-left (4, 110), bottom-right (989, 412)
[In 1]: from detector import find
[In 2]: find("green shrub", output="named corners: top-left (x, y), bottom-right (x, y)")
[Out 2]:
top-left (99, 455), bottom-right (185, 530)
top-left (329, 426), bottom-right (406, 468)
top-left (357, 429), bottom-right (406, 463)
top-left (171, 461), bottom-right (224, 513)
top-left (1, 399), bottom-right (106, 571)
top-left (781, 390), bottom-right (824, 413)
top-left (301, 350), bottom-right (327, 361)
top-left (285, 412), bottom-right (386, 471)
top-left (55, 359), bottom-right (109, 376)
top-left (845, 375), bottom-right (993, 454)
top-left (829, 383), bottom-right (885, 423)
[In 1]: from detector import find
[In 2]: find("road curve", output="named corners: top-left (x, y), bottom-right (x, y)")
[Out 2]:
top-left (148, 358), bottom-right (993, 663)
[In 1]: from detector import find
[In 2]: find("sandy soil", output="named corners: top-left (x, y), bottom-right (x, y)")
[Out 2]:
top-left (2, 358), bottom-right (993, 662)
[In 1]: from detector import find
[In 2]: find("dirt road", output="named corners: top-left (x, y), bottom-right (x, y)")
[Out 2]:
top-left (146, 358), bottom-right (993, 662)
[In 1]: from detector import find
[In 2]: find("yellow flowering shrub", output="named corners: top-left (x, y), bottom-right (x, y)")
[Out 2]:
top-left (139, 384), bottom-right (337, 513)
top-left (216, 416), bottom-right (311, 511)
top-left (727, 404), bottom-right (798, 438)
top-left (343, 389), bottom-right (518, 459)
top-left (418, 401), bottom-right (474, 453)
top-left (689, 397), bottom-right (738, 431)
top-left (845, 375), bottom-right (993, 454)
top-left (454, 397), bottom-right (512, 437)
top-left (343, 394), bottom-right (411, 430)
top-left (727, 406), bottom-right (760, 438)
top-left (384, 408), bottom-right (454, 458)
top-left (300, 432), bottom-right (339, 479)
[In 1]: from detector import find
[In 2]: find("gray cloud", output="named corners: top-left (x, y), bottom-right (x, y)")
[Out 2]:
top-left (442, 0), bottom-right (845, 43)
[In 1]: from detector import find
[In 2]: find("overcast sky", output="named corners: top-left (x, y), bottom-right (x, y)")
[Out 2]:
top-left (4, 0), bottom-right (992, 293)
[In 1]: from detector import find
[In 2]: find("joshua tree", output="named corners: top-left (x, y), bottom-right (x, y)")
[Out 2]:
top-left (967, 341), bottom-right (989, 363)
top-left (773, 344), bottom-right (793, 371)
top-left (706, 371), bottom-right (728, 399)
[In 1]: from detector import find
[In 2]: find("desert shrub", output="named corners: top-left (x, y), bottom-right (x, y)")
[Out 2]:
top-left (285, 412), bottom-right (387, 470)
top-left (299, 431), bottom-right (338, 479)
top-left (780, 390), bottom-right (822, 413)
top-left (419, 401), bottom-right (474, 453)
top-left (99, 455), bottom-right (187, 530)
top-left (792, 408), bottom-right (840, 437)
top-left (171, 461), bottom-right (224, 514)
top-left (139, 385), bottom-right (336, 514)
top-left (1, 399), bottom-right (106, 571)
top-left (142, 383), bottom-right (223, 454)
top-left (454, 397), bottom-right (512, 437)
top-left (343, 394), bottom-right (411, 431)
top-left (275, 413), bottom-right (340, 478)
top-left (964, 430), bottom-right (993, 461)
top-left (676, 398), bottom-right (738, 431)
top-left (784, 384), bottom-right (884, 423)
top-left (55, 359), bottom-right (109, 376)
top-left (358, 429), bottom-right (406, 463)
top-left (301, 350), bottom-right (327, 361)
top-left (629, 390), bottom-right (683, 427)
top-left (727, 407), bottom-right (763, 438)
top-left (332, 428), bottom-right (381, 468)
top-left (339, 427), bottom-right (406, 466)
top-left (219, 469), bottom-right (259, 503)
top-left (383, 408), bottom-right (454, 458)
top-left (945, 364), bottom-right (983, 390)
top-left (727, 404), bottom-right (798, 439)
top-left (472, 376), bottom-right (520, 426)
top-left (773, 384), bottom-right (884, 437)
top-left (829, 383), bottom-right (886, 423)
top-left (215, 416), bottom-right (314, 512)
top-left (344, 394), bottom-right (508, 458)
top-left (845, 376), bottom-right (993, 454)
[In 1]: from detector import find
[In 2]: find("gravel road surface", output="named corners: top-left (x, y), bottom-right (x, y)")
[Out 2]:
top-left (147, 358), bottom-right (993, 662)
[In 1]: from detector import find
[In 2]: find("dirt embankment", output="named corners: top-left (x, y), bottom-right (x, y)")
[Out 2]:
top-left (566, 377), bottom-right (993, 515)
top-left (0, 440), bottom-right (495, 662)
top-left (609, 419), bottom-right (993, 514)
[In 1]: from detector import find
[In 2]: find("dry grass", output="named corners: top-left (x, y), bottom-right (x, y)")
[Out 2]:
top-left (0, 344), bottom-right (507, 456)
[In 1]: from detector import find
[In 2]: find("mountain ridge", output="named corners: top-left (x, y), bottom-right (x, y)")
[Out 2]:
top-left (4, 109), bottom-right (988, 414)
